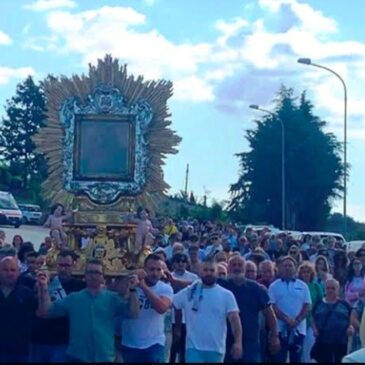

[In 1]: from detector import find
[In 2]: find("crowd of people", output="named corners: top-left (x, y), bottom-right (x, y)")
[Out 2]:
top-left (1, 212), bottom-right (365, 363)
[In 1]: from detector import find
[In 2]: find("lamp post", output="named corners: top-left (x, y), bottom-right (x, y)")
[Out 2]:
top-left (249, 104), bottom-right (286, 230)
top-left (297, 58), bottom-right (348, 238)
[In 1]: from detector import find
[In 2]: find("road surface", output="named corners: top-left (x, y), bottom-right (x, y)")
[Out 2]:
top-left (0, 224), bottom-right (49, 251)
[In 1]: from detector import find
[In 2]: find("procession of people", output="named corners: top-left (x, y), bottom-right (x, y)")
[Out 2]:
top-left (0, 214), bottom-right (365, 363)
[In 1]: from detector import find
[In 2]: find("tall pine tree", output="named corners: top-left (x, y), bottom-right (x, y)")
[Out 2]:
top-left (0, 76), bottom-right (47, 190)
top-left (229, 86), bottom-right (344, 230)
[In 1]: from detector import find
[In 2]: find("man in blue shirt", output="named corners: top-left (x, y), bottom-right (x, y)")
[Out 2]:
top-left (37, 258), bottom-right (139, 362)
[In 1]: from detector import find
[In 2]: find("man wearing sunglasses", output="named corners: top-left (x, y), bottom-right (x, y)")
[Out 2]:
top-left (204, 234), bottom-right (223, 259)
top-left (37, 258), bottom-right (139, 362)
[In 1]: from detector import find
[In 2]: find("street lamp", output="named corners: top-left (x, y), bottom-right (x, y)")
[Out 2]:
top-left (297, 58), bottom-right (348, 238)
top-left (249, 104), bottom-right (286, 230)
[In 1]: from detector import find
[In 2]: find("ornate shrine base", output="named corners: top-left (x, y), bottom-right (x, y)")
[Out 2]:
top-left (46, 222), bottom-right (151, 277)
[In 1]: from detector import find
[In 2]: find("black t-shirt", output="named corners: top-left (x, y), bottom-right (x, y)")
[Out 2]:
top-left (18, 271), bottom-right (36, 290)
top-left (31, 276), bottom-right (86, 345)
top-left (312, 299), bottom-right (352, 345)
top-left (217, 278), bottom-right (270, 345)
top-left (0, 284), bottom-right (38, 355)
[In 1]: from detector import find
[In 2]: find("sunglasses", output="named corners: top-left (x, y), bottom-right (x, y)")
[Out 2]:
top-left (175, 259), bottom-right (187, 263)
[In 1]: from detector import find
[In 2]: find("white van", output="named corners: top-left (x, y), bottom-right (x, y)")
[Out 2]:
top-left (0, 191), bottom-right (23, 228)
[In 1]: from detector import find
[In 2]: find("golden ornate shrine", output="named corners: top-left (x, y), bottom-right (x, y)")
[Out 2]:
top-left (34, 55), bottom-right (181, 276)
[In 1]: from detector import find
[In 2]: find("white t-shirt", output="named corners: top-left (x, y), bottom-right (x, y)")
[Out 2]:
top-left (268, 278), bottom-right (311, 335)
top-left (171, 270), bottom-right (199, 324)
top-left (121, 280), bottom-right (173, 349)
top-left (173, 282), bottom-right (239, 354)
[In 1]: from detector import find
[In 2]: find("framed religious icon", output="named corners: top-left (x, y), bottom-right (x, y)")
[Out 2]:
top-left (74, 114), bottom-right (135, 181)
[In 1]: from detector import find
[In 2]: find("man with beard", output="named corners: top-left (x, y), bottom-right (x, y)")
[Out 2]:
top-left (173, 259), bottom-right (242, 363)
top-left (218, 256), bottom-right (280, 363)
top-left (121, 253), bottom-right (174, 363)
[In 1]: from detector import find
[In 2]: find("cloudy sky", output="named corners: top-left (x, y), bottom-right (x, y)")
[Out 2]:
top-left (1, 0), bottom-right (364, 222)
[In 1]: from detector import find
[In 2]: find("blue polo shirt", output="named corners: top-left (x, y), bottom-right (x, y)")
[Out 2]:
top-left (48, 288), bottom-right (128, 362)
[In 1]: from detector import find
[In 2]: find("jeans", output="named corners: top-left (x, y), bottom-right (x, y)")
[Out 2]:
top-left (121, 344), bottom-right (165, 363)
top-left (30, 344), bottom-right (67, 362)
top-left (0, 343), bottom-right (29, 363)
top-left (170, 324), bottom-right (186, 363)
top-left (0, 353), bottom-right (28, 363)
top-left (186, 348), bottom-right (224, 363)
top-left (313, 342), bottom-right (347, 363)
top-left (271, 331), bottom-right (304, 363)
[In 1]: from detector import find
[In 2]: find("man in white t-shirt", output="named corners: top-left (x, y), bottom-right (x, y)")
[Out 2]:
top-left (173, 259), bottom-right (242, 363)
top-left (268, 256), bottom-right (311, 363)
top-left (121, 253), bottom-right (173, 363)
top-left (170, 253), bottom-right (199, 363)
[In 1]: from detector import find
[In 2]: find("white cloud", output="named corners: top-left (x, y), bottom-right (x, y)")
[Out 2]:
top-left (215, 17), bottom-right (249, 47)
top-left (24, 0), bottom-right (76, 11)
top-left (42, 6), bottom-right (216, 101)
top-left (0, 67), bottom-right (35, 85)
top-left (0, 31), bottom-right (11, 45)
top-left (28, 0), bottom-right (365, 116)
top-left (174, 76), bottom-right (214, 102)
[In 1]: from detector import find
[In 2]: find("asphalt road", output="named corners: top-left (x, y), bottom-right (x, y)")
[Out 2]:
top-left (0, 224), bottom-right (49, 251)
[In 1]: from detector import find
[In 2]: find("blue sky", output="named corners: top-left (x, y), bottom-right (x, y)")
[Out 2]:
top-left (1, 0), bottom-right (365, 222)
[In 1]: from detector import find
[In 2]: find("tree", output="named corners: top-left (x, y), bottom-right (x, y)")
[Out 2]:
top-left (326, 213), bottom-right (365, 241)
top-left (189, 191), bottom-right (196, 204)
top-left (0, 76), bottom-right (47, 190)
top-left (229, 86), bottom-right (344, 230)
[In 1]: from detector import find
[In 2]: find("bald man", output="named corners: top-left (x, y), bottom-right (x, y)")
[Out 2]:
top-left (0, 256), bottom-right (37, 362)
top-left (218, 255), bottom-right (280, 363)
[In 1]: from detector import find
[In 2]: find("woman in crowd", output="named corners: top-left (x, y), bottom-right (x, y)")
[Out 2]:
top-left (350, 291), bottom-right (365, 352)
top-left (345, 258), bottom-right (365, 307)
top-left (314, 255), bottom-right (332, 292)
top-left (12, 234), bottom-right (24, 252)
top-left (312, 278), bottom-right (353, 363)
top-left (298, 261), bottom-right (324, 363)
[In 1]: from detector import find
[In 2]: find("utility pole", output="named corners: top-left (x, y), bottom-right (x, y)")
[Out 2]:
top-left (184, 163), bottom-right (189, 198)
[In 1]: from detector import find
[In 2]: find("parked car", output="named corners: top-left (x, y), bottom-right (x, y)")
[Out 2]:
top-left (344, 240), bottom-right (365, 253)
top-left (0, 191), bottom-right (23, 228)
top-left (300, 231), bottom-right (346, 247)
top-left (18, 203), bottom-right (43, 225)
top-left (244, 225), bottom-right (281, 236)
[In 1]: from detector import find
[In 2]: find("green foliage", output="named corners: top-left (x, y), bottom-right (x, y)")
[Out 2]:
top-left (229, 86), bottom-right (344, 230)
top-left (161, 194), bottom-right (228, 222)
top-left (326, 213), bottom-right (365, 241)
top-left (0, 76), bottom-right (48, 191)
top-left (0, 76), bottom-right (48, 207)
